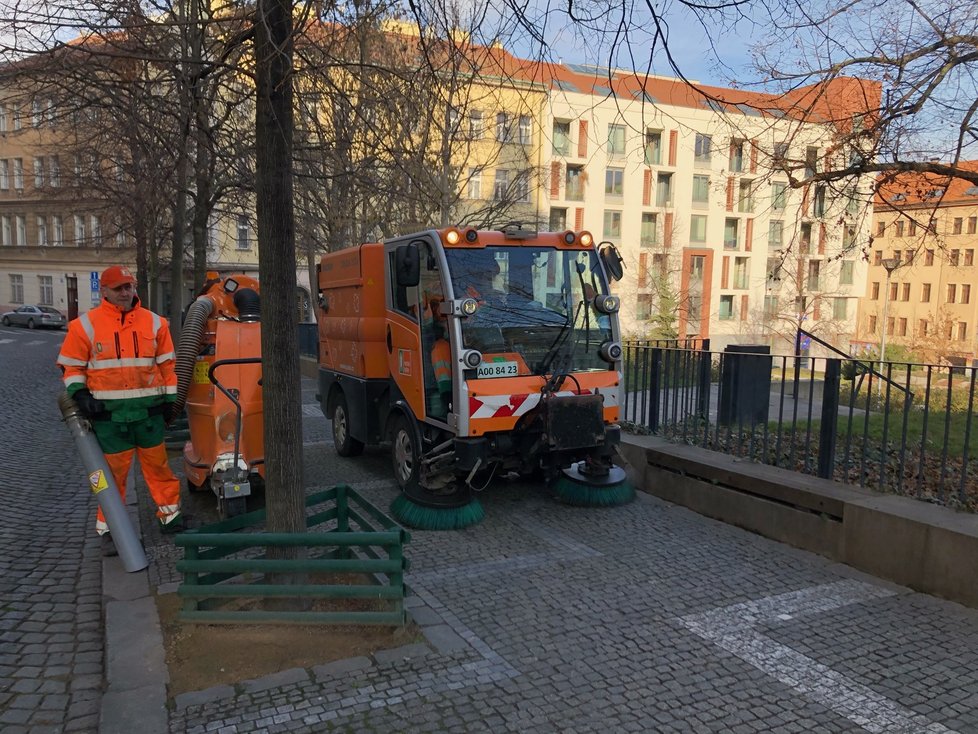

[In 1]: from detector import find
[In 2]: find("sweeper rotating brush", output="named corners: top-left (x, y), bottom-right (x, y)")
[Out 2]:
top-left (552, 461), bottom-right (635, 507)
top-left (390, 494), bottom-right (485, 531)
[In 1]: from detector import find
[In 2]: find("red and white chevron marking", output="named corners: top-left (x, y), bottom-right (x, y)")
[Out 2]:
top-left (468, 388), bottom-right (617, 420)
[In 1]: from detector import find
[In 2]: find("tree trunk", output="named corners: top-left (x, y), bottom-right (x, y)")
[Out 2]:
top-left (255, 0), bottom-right (304, 540)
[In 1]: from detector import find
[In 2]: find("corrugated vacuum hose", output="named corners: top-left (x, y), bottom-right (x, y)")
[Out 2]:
top-left (173, 296), bottom-right (214, 414)
top-left (58, 392), bottom-right (149, 572)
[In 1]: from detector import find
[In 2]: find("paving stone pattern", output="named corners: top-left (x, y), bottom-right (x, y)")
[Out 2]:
top-left (6, 327), bottom-right (978, 733)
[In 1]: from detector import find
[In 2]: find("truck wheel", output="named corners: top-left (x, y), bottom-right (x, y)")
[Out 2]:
top-left (391, 413), bottom-right (420, 492)
top-left (332, 393), bottom-right (364, 457)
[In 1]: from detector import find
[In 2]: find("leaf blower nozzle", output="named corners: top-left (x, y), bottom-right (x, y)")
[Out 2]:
top-left (58, 392), bottom-right (149, 572)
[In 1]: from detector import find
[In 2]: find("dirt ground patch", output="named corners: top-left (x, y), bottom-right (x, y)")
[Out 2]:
top-left (156, 592), bottom-right (422, 697)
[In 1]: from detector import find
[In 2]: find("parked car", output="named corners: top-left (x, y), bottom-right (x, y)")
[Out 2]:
top-left (1, 305), bottom-right (67, 329)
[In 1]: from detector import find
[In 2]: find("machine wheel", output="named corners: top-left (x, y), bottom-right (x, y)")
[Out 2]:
top-left (219, 496), bottom-right (248, 519)
top-left (1, 316), bottom-right (9, 326)
top-left (27, 318), bottom-right (35, 329)
top-left (390, 413), bottom-right (420, 492)
top-left (332, 393), bottom-right (364, 457)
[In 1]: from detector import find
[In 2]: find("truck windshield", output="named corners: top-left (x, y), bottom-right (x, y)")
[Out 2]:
top-left (445, 246), bottom-right (614, 376)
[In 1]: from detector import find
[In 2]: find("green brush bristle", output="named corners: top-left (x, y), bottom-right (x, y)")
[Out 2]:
top-left (552, 476), bottom-right (635, 507)
top-left (390, 494), bottom-right (485, 530)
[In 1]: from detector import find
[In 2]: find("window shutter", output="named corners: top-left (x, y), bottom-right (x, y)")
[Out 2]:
top-left (550, 162), bottom-right (561, 198)
top-left (750, 140), bottom-right (758, 173)
top-left (642, 169), bottom-right (651, 206)
top-left (741, 295), bottom-right (749, 320)
top-left (638, 253), bottom-right (648, 288)
top-left (664, 212), bottom-right (673, 248)
top-left (818, 223), bottom-right (826, 254)
top-left (745, 219), bottom-right (753, 252)
top-left (726, 177), bottom-right (734, 211)
top-left (721, 256), bottom-right (730, 288)
top-left (575, 207), bottom-right (584, 230)
top-left (668, 130), bottom-right (678, 166)
top-left (577, 121), bottom-right (588, 158)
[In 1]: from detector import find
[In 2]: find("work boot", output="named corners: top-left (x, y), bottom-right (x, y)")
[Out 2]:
top-left (159, 511), bottom-right (183, 535)
top-left (100, 533), bottom-right (119, 557)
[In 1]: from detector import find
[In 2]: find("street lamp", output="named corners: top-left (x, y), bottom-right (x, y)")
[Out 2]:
top-left (879, 257), bottom-right (901, 385)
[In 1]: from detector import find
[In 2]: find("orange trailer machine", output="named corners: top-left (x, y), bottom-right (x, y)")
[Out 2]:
top-left (316, 226), bottom-right (632, 530)
top-left (174, 273), bottom-right (264, 518)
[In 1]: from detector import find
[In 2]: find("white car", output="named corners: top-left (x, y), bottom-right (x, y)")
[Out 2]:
top-left (1, 305), bottom-right (67, 329)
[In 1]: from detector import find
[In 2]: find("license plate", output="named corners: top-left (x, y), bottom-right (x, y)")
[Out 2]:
top-left (477, 360), bottom-right (518, 378)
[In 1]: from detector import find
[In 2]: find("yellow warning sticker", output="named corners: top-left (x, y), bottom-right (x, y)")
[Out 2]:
top-left (193, 360), bottom-right (210, 384)
top-left (88, 469), bottom-right (109, 494)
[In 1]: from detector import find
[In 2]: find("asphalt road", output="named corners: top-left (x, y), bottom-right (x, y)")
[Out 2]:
top-left (3, 322), bottom-right (978, 733)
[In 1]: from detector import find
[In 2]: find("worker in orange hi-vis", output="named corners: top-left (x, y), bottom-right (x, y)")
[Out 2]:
top-left (57, 265), bottom-right (182, 556)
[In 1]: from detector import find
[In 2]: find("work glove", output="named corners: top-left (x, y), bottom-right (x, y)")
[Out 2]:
top-left (74, 389), bottom-right (105, 419)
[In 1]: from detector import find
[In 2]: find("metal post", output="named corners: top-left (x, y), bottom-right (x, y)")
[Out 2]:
top-left (817, 359), bottom-right (841, 479)
top-left (878, 258), bottom-right (901, 395)
top-left (648, 348), bottom-right (662, 433)
top-left (697, 339), bottom-right (711, 420)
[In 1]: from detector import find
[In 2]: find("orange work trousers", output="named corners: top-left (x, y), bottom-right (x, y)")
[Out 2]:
top-left (95, 443), bottom-right (181, 533)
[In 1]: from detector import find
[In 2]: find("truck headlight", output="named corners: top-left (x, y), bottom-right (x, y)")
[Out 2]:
top-left (593, 295), bottom-right (620, 314)
top-left (460, 298), bottom-right (479, 316)
top-left (461, 349), bottom-right (483, 368)
top-left (599, 340), bottom-right (622, 363)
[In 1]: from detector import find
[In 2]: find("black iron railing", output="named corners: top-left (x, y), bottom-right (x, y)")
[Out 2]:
top-left (622, 341), bottom-right (978, 511)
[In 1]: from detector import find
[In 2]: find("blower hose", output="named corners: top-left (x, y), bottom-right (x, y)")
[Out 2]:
top-left (233, 288), bottom-right (261, 322)
top-left (173, 296), bottom-right (214, 415)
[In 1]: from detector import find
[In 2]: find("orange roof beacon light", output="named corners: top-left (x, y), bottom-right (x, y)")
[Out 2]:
top-left (315, 227), bottom-right (632, 531)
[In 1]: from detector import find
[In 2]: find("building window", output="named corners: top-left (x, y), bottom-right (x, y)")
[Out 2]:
top-left (871, 282), bottom-right (880, 300)
top-left (962, 284), bottom-right (972, 305)
top-left (513, 172), bottom-right (530, 202)
top-left (52, 215), bottom-right (63, 246)
top-left (771, 182), bottom-right (787, 211)
top-left (644, 130), bottom-right (661, 165)
top-left (1, 215), bottom-right (9, 246)
top-left (719, 295), bottom-right (735, 320)
top-left (909, 220), bottom-right (917, 236)
top-left (565, 165), bottom-right (583, 201)
top-left (0, 159), bottom-right (7, 190)
top-left (36, 216), bottom-right (47, 246)
top-left (602, 210), bottom-right (622, 238)
top-left (768, 220), bottom-right (783, 248)
top-left (640, 213), bottom-right (658, 248)
top-left (959, 323), bottom-right (968, 341)
top-left (895, 220), bottom-right (905, 237)
top-left (13, 158), bottom-right (23, 189)
top-left (33, 157), bottom-right (43, 188)
top-left (0, 104), bottom-right (6, 132)
top-left (12, 104), bottom-right (21, 131)
top-left (886, 317), bottom-right (895, 336)
top-left (607, 124), bottom-right (625, 157)
top-left (922, 283), bottom-right (931, 302)
top-left (953, 217), bottom-right (963, 235)
top-left (764, 295), bottom-right (779, 317)
top-left (729, 138), bottom-right (744, 173)
top-left (552, 120), bottom-right (570, 155)
top-left (965, 249), bottom-right (974, 266)
top-left (813, 185), bottom-right (826, 217)
top-left (889, 282), bottom-right (898, 301)
top-left (805, 146), bottom-right (818, 177)
top-left (690, 214), bottom-right (707, 243)
top-left (918, 319), bottom-right (928, 337)
top-left (468, 110), bottom-right (484, 139)
top-left (466, 168), bottom-right (481, 199)
top-left (15, 215), bottom-right (25, 246)
top-left (877, 221), bottom-right (885, 237)
top-left (950, 249), bottom-right (961, 266)
top-left (236, 214), bottom-right (249, 249)
top-left (656, 172), bottom-right (672, 206)
top-left (49, 156), bottom-right (60, 187)
top-left (9, 274), bottom-right (23, 303)
top-left (38, 275), bottom-right (53, 305)
top-left (549, 207), bottom-right (567, 232)
top-left (947, 284), bottom-right (956, 303)
top-left (692, 175), bottom-right (709, 207)
top-left (694, 134), bottom-right (711, 167)
top-left (807, 260), bottom-right (821, 291)
top-left (898, 317), bottom-right (907, 336)
top-left (495, 112), bottom-right (510, 143)
top-left (868, 315), bottom-right (877, 333)
top-left (840, 260), bottom-right (854, 286)
top-left (833, 298), bottom-right (847, 320)
top-left (873, 250), bottom-right (882, 266)
top-left (492, 169), bottom-right (510, 201)
top-left (517, 115), bottom-right (532, 146)
top-left (733, 257), bottom-right (749, 289)
top-left (723, 218), bottom-right (738, 249)
top-left (901, 283), bottom-right (910, 301)
top-left (969, 216), bottom-right (978, 235)
top-left (737, 180), bottom-right (754, 213)
top-left (925, 249), bottom-right (934, 265)
top-left (604, 168), bottom-right (624, 198)
top-left (636, 293), bottom-right (653, 320)
top-left (905, 249), bottom-right (915, 264)
top-left (75, 214), bottom-right (85, 247)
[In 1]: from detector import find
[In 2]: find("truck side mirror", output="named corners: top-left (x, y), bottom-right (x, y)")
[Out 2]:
top-left (395, 243), bottom-right (421, 287)
top-left (598, 242), bottom-right (625, 282)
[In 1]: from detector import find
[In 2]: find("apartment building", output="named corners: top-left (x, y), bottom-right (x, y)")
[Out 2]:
top-left (854, 163), bottom-right (978, 365)
top-left (542, 66), bottom-right (877, 353)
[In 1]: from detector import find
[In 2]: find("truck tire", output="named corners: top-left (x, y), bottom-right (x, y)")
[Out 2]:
top-left (332, 393), bottom-right (364, 457)
top-left (390, 413), bottom-right (420, 492)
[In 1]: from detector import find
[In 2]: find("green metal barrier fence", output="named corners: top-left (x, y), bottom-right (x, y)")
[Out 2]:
top-left (175, 484), bottom-right (411, 625)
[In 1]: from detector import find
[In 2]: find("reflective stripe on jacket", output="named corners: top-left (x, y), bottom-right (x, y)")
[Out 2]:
top-left (57, 297), bottom-right (177, 421)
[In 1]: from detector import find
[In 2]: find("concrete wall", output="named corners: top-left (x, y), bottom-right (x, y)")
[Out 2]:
top-left (621, 435), bottom-right (978, 609)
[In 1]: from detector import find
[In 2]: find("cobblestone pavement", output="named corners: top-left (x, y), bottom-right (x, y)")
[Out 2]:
top-left (0, 325), bottom-right (103, 733)
top-left (6, 326), bottom-right (978, 733)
